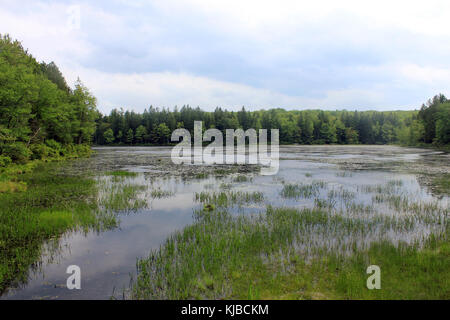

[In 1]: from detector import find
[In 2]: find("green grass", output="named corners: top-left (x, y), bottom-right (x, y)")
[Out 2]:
top-left (106, 170), bottom-right (138, 177)
top-left (131, 205), bottom-right (449, 300)
top-left (233, 175), bottom-right (252, 183)
top-left (0, 162), bottom-right (118, 293)
top-left (97, 178), bottom-right (147, 212)
top-left (150, 188), bottom-right (174, 199)
top-left (194, 190), bottom-right (264, 207)
top-left (280, 181), bottom-right (326, 199)
top-left (432, 174), bottom-right (450, 195)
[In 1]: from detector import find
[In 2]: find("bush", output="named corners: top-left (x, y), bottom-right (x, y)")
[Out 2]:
top-left (61, 144), bottom-right (92, 158)
top-left (45, 139), bottom-right (62, 152)
top-left (0, 142), bottom-right (32, 164)
top-left (0, 155), bottom-right (12, 167)
top-left (30, 143), bottom-right (60, 160)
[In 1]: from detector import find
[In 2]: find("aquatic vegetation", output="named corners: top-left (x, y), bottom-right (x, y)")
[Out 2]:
top-left (0, 163), bottom-right (118, 293)
top-left (97, 177), bottom-right (147, 212)
top-left (150, 188), bottom-right (174, 199)
top-left (106, 170), bottom-right (138, 177)
top-left (131, 157), bottom-right (449, 300)
top-left (194, 172), bottom-right (209, 180)
top-left (195, 191), bottom-right (264, 208)
top-left (233, 175), bottom-right (252, 183)
top-left (219, 183), bottom-right (232, 190)
top-left (336, 171), bottom-right (353, 177)
top-left (3, 145), bottom-right (449, 299)
top-left (431, 174), bottom-right (450, 195)
top-left (280, 181), bottom-right (326, 199)
top-left (131, 205), bottom-right (449, 299)
top-left (328, 188), bottom-right (356, 201)
top-left (387, 179), bottom-right (404, 187)
top-left (357, 183), bottom-right (397, 195)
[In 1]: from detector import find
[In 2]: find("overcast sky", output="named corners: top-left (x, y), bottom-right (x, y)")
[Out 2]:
top-left (1, 0), bottom-right (450, 113)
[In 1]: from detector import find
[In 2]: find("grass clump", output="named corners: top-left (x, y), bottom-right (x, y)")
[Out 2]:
top-left (431, 174), bottom-right (450, 195)
top-left (233, 175), bottom-right (252, 183)
top-left (0, 162), bottom-right (117, 293)
top-left (131, 206), bottom-right (449, 299)
top-left (106, 170), bottom-right (138, 177)
top-left (0, 180), bottom-right (27, 193)
top-left (195, 191), bottom-right (264, 208)
top-left (150, 188), bottom-right (174, 199)
top-left (280, 181), bottom-right (326, 199)
top-left (98, 179), bottom-right (147, 212)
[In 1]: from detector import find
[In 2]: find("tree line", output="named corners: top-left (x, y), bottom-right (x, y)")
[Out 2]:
top-left (94, 97), bottom-right (449, 147)
top-left (0, 35), bottom-right (99, 166)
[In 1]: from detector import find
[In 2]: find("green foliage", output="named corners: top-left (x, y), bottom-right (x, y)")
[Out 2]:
top-left (435, 103), bottom-right (450, 144)
top-left (94, 102), bottom-right (448, 147)
top-left (126, 128), bottom-right (134, 144)
top-left (132, 205), bottom-right (449, 299)
top-left (0, 155), bottom-right (12, 167)
top-left (39, 61), bottom-right (70, 92)
top-left (0, 162), bottom-right (116, 292)
top-left (418, 94), bottom-right (448, 144)
top-left (103, 128), bottom-right (115, 144)
top-left (134, 125), bottom-right (147, 143)
top-left (0, 142), bottom-right (32, 163)
top-left (0, 34), bottom-right (99, 166)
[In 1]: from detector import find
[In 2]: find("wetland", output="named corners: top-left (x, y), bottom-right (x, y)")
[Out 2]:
top-left (0, 145), bottom-right (448, 299)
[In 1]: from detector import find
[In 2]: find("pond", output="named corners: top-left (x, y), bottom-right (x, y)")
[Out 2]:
top-left (1, 145), bottom-right (449, 299)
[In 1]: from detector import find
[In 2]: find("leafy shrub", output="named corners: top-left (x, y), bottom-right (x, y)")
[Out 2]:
top-left (30, 143), bottom-right (60, 160)
top-left (0, 155), bottom-right (12, 167)
top-left (45, 139), bottom-right (62, 152)
top-left (0, 142), bottom-right (32, 164)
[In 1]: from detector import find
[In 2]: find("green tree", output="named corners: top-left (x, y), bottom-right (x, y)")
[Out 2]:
top-left (135, 125), bottom-right (147, 143)
top-left (435, 103), bottom-right (450, 144)
top-left (126, 128), bottom-right (134, 144)
top-left (103, 128), bottom-right (115, 144)
top-left (71, 79), bottom-right (98, 144)
top-left (155, 123), bottom-right (170, 144)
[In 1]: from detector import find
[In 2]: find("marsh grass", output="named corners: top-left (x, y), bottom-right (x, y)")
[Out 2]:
top-left (336, 171), bottom-right (353, 177)
top-left (131, 205), bottom-right (449, 299)
top-left (150, 188), bottom-right (174, 199)
top-left (0, 162), bottom-right (155, 293)
top-left (233, 175), bottom-right (252, 183)
top-left (280, 181), bottom-right (326, 199)
top-left (431, 174), bottom-right (450, 195)
top-left (0, 163), bottom-right (117, 293)
top-left (219, 183), bottom-right (232, 190)
top-left (132, 176), bottom-right (449, 300)
top-left (106, 170), bottom-right (138, 177)
top-left (195, 191), bottom-right (264, 208)
top-left (97, 177), bottom-right (147, 212)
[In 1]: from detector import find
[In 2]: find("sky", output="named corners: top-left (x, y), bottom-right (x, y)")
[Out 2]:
top-left (1, 0), bottom-right (450, 114)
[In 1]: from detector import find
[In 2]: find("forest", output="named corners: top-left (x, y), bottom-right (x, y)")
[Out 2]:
top-left (1, 34), bottom-right (449, 168)
top-left (0, 35), bottom-right (98, 167)
top-left (94, 97), bottom-right (450, 147)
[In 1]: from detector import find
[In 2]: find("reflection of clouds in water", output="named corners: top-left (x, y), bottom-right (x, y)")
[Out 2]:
top-left (151, 193), bottom-right (196, 210)
top-left (4, 206), bottom-right (195, 299)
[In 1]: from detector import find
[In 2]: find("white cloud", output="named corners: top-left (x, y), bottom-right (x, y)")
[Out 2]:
top-left (63, 65), bottom-right (436, 113)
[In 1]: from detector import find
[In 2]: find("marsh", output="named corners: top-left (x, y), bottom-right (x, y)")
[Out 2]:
top-left (1, 145), bottom-right (448, 299)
